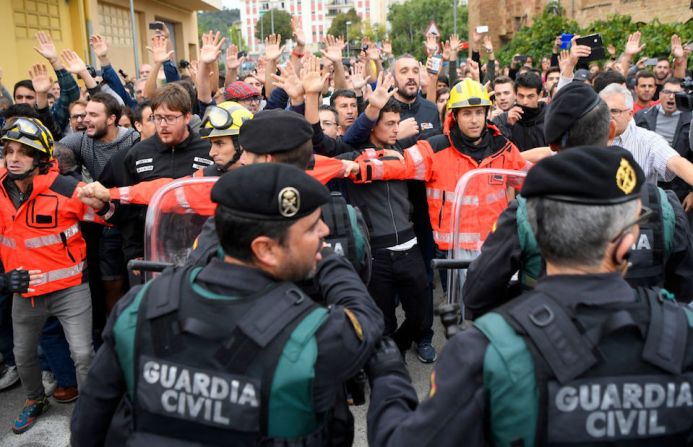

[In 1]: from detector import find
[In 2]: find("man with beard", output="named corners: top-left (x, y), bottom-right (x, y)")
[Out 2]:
top-left (489, 76), bottom-right (516, 120)
top-left (59, 92), bottom-right (139, 311)
top-left (71, 163), bottom-right (383, 446)
top-left (492, 72), bottom-right (546, 151)
top-left (653, 57), bottom-right (672, 100)
top-left (67, 100), bottom-right (87, 133)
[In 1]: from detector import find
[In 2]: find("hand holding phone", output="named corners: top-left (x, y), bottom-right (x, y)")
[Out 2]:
top-left (476, 25), bottom-right (488, 34)
top-left (148, 22), bottom-right (164, 31)
top-left (574, 33), bottom-right (605, 62)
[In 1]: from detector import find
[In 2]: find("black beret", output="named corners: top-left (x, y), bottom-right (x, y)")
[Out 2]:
top-left (211, 163), bottom-right (330, 220)
top-left (238, 109), bottom-right (313, 155)
top-left (544, 82), bottom-right (602, 145)
top-left (521, 146), bottom-right (645, 205)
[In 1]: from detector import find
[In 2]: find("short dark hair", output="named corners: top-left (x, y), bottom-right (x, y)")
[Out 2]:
top-left (134, 100), bottom-right (153, 124)
top-left (377, 97), bottom-right (401, 122)
top-left (89, 92), bottom-right (122, 123)
top-left (13, 80), bottom-right (35, 99)
top-left (330, 89), bottom-right (357, 106)
top-left (318, 104), bottom-right (338, 121)
top-left (592, 71), bottom-right (626, 93)
top-left (215, 205), bottom-right (293, 262)
top-left (493, 76), bottom-right (514, 89)
top-left (120, 106), bottom-right (135, 126)
top-left (664, 77), bottom-right (683, 88)
top-left (151, 83), bottom-right (192, 115)
top-left (635, 71), bottom-right (656, 85)
top-left (268, 139), bottom-right (313, 169)
top-left (2, 104), bottom-right (40, 121)
top-left (437, 74), bottom-right (450, 87)
top-left (514, 72), bottom-right (543, 94)
top-left (545, 66), bottom-right (560, 78)
top-left (657, 57), bottom-right (670, 64)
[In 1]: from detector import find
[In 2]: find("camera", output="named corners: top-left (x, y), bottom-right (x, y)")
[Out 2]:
top-left (675, 77), bottom-right (693, 112)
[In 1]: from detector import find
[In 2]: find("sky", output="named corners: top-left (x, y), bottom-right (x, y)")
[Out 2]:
top-left (222, 0), bottom-right (242, 10)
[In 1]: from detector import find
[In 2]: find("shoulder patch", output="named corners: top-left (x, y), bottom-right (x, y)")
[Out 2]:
top-left (343, 308), bottom-right (364, 341)
top-left (50, 175), bottom-right (79, 198)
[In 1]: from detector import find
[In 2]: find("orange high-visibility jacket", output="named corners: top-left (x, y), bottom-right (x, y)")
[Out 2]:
top-left (0, 165), bottom-right (112, 297)
top-left (108, 155), bottom-right (348, 214)
top-left (354, 124), bottom-right (530, 250)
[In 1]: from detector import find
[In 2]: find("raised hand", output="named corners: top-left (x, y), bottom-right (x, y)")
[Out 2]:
top-left (424, 33), bottom-right (439, 56)
top-left (607, 43), bottom-right (617, 57)
top-left (225, 44), bottom-right (244, 71)
top-left (466, 58), bottom-right (480, 81)
top-left (89, 34), bottom-right (109, 58)
top-left (301, 54), bottom-right (329, 94)
top-left (291, 16), bottom-right (306, 47)
top-left (558, 49), bottom-right (571, 74)
top-left (255, 57), bottom-right (267, 82)
top-left (29, 64), bottom-right (52, 93)
top-left (264, 34), bottom-right (285, 62)
top-left (368, 72), bottom-right (397, 110)
top-left (471, 30), bottom-right (483, 49)
top-left (482, 35), bottom-right (494, 53)
top-left (199, 31), bottom-right (225, 65)
top-left (569, 35), bottom-right (591, 66)
top-left (146, 35), bottom-right (174, 64)
top-left (624, 31), bottom-right (645, 57)
top-left (60, 49), bottom-right (87, 74)
top-left (188, 60), bottom-right (199, 81)
top-left (34, 31), bottom-right (59, 63)
top-left (321, 35), bottom-right (346, 62)
top-left (382, 39), bottom-right (393, 57)
top-left (271, 62), bottom-right (305, 99)
top-left (350, 62), bottom-right (370, 90)
top-left (671, 34), bottom-right (684, 59)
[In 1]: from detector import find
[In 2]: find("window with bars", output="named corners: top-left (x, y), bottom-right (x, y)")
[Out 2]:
top-left (12, 0), bottom-right (62, 40)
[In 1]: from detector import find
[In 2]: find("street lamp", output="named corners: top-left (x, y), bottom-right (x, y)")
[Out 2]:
top-left (345, 21), bottom-right (352, 57)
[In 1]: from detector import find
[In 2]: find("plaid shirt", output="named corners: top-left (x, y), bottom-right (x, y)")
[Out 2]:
top-left (51, 68), bottom-right (80, 135)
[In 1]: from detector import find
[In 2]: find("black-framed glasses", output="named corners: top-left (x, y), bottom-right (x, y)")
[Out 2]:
top-left (70, 113), bottom-right (86, 121)
top-left (609, 108), bottom-right (630, 116)
top-left (149, 114), bottom-right (184, 125)
top-left (611, 206), bottom-right (654, 243)
top-left (660, 90), bottom-right (680, 96)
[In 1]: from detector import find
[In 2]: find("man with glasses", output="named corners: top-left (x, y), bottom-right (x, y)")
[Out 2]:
top-left (635, 78), bottom-right (692, 212)
top-left (366, 147), bottom-right (693, 446)
top-left (119, 83), bottom-right (213, 271)
top-left (223, 81), bottom-right (263, 113)
top-left (67, 100), bottom-right (88, 133)
top-left (600, 83), bottom-right (693, 211)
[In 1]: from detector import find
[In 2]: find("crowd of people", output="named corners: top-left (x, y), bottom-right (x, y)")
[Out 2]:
top-left (0, 14), bottom-right (692, 445)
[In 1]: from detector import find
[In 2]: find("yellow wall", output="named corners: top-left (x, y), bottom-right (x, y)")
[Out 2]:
top-left (1, 0), bottom-right (210, 95)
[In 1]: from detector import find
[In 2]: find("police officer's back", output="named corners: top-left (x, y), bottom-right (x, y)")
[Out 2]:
top-left (71, 163), bottom-right (383, 446)
top-left (365, 147), bottom-right (693, 446)
top-left (464, 82), bottom-right (693, 317)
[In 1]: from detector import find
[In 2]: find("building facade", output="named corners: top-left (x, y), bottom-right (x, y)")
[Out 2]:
top-left (467, 0), bottom-right (693, 50)
top-left (1, 0), bottom-right (220, 89)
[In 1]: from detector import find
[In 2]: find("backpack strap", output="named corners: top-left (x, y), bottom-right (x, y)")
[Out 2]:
top-left (516, 196), bottom-right (543, 289)
top-left (507, 293), bottom-right (597, 384)
top-left (214, 283), bottom-right (318, 375)
top-left (142, 267), bottom-right (188, 357)
top-left (656, 187), bottom-right (675, 260)
top-left (639, 287), bottom-right (688, 374)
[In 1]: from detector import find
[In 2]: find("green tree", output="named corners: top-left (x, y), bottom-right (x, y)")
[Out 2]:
top-left (254, 9), bottom-right (293, 45)
top-left (496, 5), bottom-right (579, 66)
top-left (228, 23), bottom-right (247, 51)
top-left (387, 0), bottom-right (468, 61)
top-left (327, 8), bottom-right (361, 41)
top-left (198, 8), bottom-right (241, 41)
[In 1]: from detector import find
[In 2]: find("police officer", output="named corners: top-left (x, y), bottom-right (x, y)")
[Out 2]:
top-left (71, 163), bottom-right (383, 446)
top-left (366, 147), bottom-right (693, 446)
top-left (464, 82), bottom-right (693, 317)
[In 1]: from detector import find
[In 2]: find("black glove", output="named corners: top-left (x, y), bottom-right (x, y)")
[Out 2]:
top-left (5, 269), bottom-right (30, 294)
top-left (365, 337), bottom-right (410, 385)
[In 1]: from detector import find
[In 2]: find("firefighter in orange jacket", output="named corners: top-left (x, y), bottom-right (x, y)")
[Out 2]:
top-left (0, 117), bottom-right (114, 434)
top-left (347, 79), bottom-right (531, 252)
top-left (81, 102), bottom-right (350, 214)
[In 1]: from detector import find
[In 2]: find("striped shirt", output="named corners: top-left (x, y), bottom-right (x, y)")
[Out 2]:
top-left (613, 120), bottom-right (677, 184)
